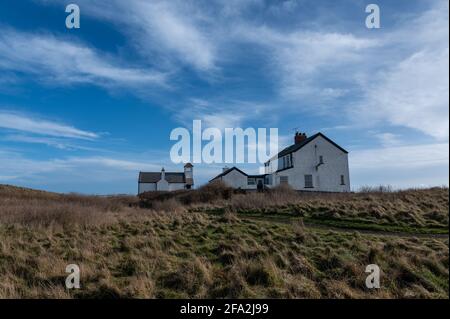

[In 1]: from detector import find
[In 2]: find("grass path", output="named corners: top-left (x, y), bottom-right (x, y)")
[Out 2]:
top-left (234, 214), bottom-right (450, 239)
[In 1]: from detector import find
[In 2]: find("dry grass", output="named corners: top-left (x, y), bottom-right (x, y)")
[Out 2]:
top-left (225, 186), bottom-right (449, 227)
top-left (140, 183), bottom-right (448, 233)
top-left (0, 184), bottom-right (448, 299)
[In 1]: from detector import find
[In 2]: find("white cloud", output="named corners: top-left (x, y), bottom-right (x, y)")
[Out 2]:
top-left (237, 25), bottom-right (378, 101)
top-left (173, 98), bottom-right (271, 130)
top-left (62, 156), bottom-right (160, 171)
top-left (350, 143), bottom-right (449, 170)
top-left (356, 48), bottom-right (449, 140)
top-left (41, 0), bottom-right (218, 72)
top-left (1, 134), bottom-right (106, 151)
top-left (0, 111), bottom-right (98, 139)
top-left (349, 143), bottom-right (449, 189)
top-left (0, 150), bottom-right (195, 193)
top-left (230, 1), bottom-right (449, 141)
top-left (0, 150), bottom-right (155, 179)
top-left (376, 133), bottom-right (403, 147)
top-left (0, 29), bottom-right (167, 87)
top-left (0, 150), bottom-right (72, 178)
top-left (353, 1), bottom-right (449, 141)
top-left (131, 1), bottom-right (216, 71)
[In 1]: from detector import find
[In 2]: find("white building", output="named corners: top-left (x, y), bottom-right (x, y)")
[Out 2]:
top-left (138, 163), bottom-right (193, 194)
top-left (210, 132), bottom-right (350, 192)
top-left (210, 167), bottom-right (265, 190)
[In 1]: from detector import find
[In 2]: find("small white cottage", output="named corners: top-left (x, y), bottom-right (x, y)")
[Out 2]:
top-left (138, 163), bottom-right (194, 194)
top-left (210, 132), bottom-right (350, 192)
top-left (209, 167), bottom-right (265, 190)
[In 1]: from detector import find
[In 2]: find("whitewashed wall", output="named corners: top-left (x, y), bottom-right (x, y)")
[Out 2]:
top-left (219, 169), bottom-right (248, 189)
top-left (156, 179), bottom-right (169, 191)
top-left (138, 183), bottom-right (156, 194)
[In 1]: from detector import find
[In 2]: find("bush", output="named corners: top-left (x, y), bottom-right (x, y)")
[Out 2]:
top-left (138, 181), bottom-right (235, 208)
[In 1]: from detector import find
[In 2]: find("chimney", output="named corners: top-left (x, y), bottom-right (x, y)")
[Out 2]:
top-left (295, 132), bottom-right (307, 144)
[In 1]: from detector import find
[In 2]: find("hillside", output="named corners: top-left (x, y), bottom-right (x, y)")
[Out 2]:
top-left (0, 184), bottom-right (448, 298)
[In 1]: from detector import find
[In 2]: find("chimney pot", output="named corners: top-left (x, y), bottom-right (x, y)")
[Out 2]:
top-left (295, 132), bottom-right (307, 144)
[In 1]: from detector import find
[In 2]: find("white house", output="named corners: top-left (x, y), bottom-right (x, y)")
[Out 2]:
top-left (138, 163), bottom-right (194, 194)
top-left (209, 132), bottom-right (350, 192)
top-left (209, 167), bottom-right (265, 190)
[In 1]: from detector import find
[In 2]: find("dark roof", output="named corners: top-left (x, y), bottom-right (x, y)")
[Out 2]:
top-left (209, 166), bottom-right (248, 182)
top-left (184, 163), bottom-right (193, 168)
top-left (139, 172), bottom-right (185, 183)
top-left (275, 132), bottom-right (348, 159)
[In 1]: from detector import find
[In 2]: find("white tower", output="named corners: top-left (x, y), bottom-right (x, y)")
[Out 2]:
top-left (184, 163), bottom-right (194, 189)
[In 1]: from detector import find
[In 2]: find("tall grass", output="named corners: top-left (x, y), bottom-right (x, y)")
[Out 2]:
top-left (0, 184), bottom-right (448, 299)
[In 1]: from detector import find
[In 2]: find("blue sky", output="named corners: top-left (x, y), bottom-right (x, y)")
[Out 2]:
top-left (0, 0), bottom-right (448, 194)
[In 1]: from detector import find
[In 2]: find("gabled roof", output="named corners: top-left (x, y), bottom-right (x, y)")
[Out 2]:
top-left (139, 172), bottom-right (186, 183)
top-left (209, 166), bottom-right (248, 182)
top-left (275, 132), bottom-right (348, 159)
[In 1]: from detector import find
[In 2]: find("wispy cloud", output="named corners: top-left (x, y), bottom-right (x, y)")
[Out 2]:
top-left (0, 29), bottom-right (167, 87)
top-left (355, 48), bottom-right (449, 140)
top-left (350, 143), bottom-right (449, 170)
top-left (62, 156), bottom-right (161, 171)
top-left (352, 1), bottom-right (449, 141)
top-left (0, 110), bottom-right (98, 140)
top-left (237, 25), bottom-right (378, 102)
top-left (0, 149), bottom-right (180, 193)
top-left (350, 142), bottom-right (449, 188)
top-left (40, 0), bottom-right (218, 72)
top-left (173, 98), bottom-right (272, 130)
top-left (130, 0), bottom-right (217, 71)
top-left (1, 134), bottom-right (105, 151)
top-left (376, 133), bottom-right (403, 147)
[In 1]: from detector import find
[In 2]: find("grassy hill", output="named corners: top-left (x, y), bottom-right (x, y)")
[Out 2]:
top-left (0, 184), bottom-right (448, 298)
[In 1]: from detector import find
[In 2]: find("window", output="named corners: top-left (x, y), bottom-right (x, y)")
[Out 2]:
top-left (279, 154), bottom-right (293, 170)
top-left (340, 175), bottom-right (345, 185)
top-left (265, 175), bottom-right (272, 185)
top-left (264, 161), bottom-right (271, 174)
top-left (319, 156), bottom-right (324, 164)
top-left (280, 176), bottom-right (288, 184)
top-left (248, 178), bottom-right (256, 185)
top-left (304, 175), bottom-right (313, 188)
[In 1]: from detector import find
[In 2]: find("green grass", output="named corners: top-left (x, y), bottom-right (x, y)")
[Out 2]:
top-left (203, 209), bottom-right (449, 235)
top-left (303, 216), bottom-right (449, 235)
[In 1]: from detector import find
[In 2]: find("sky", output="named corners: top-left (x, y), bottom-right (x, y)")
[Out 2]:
top-left (0, 0), bottom-right (448, 194)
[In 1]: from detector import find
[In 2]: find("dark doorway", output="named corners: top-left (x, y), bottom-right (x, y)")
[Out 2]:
top-left (257, 180), bottom-right (263, 192)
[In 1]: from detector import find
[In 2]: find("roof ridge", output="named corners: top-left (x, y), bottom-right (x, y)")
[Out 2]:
top-left (274, 132), bottom-right (347, 159)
